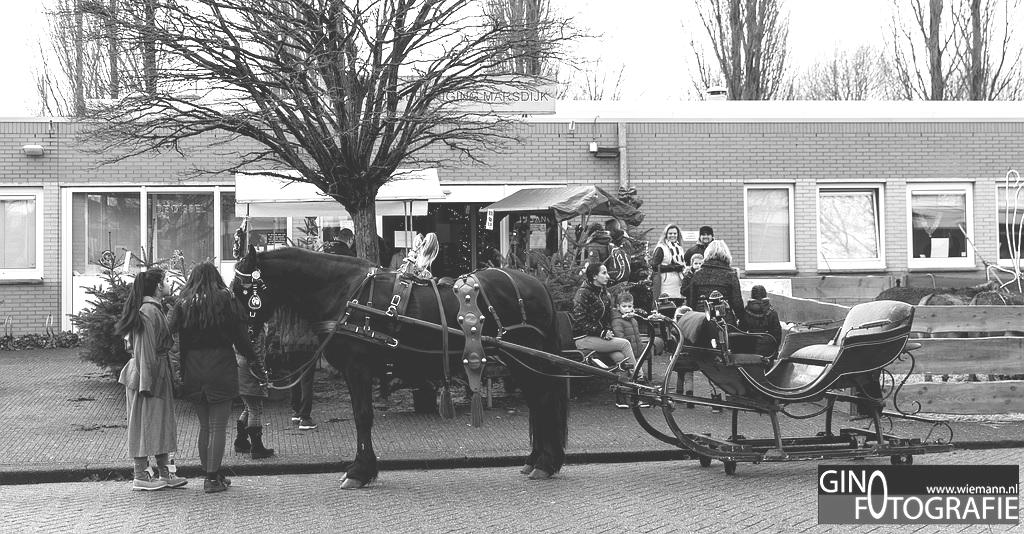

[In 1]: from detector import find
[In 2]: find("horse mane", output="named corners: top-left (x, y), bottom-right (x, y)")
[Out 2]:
top-left (257, 247), bottom-right (375, 320)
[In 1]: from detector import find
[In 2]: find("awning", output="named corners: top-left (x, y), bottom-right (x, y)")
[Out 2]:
top-left (482, 185), bottom-right (644, 226)
top-left (234, 168), bottom-right (445, 218)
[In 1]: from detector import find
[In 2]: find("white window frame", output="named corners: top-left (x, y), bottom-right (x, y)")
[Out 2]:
top-left (996, 184), bottom-right (1024, 269)
top-left (0, 188), bottom-right (45, 281)
top-left (906, 183), bottom-right (975, 270)
top-left (816, 185), bottom-right (886, 271)
top-left (743, 184), bottom-right (796, 272)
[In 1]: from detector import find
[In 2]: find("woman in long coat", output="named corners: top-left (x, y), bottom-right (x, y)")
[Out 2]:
top-left (115, 268), bottom-right (187, 491)
top-left (686, 240), bottom-right (744, 325)
top-left (650, 224), bottom-right (687, 302)
top-left (169, 262), bottom-right (260, 493)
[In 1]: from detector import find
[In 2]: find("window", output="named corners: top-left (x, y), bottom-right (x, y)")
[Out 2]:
top-left (817, 186), bottom-right (885, 271)
top-left (71, 192), bottom-right (141, 276)
top-left (997, 185), bottom-right (1024, 266)
top-left (744, 185), bottom-right (795, 271)
top-left (907, 184), bottom-right (974, 269)
top-left (0, 189), bottom-right (44, 280)
top-left (148, 193), bottom-right (214, 265)
top-left (219, 192), bottom-right (289, 258)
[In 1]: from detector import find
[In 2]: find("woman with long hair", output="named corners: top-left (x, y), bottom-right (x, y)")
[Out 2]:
top-left (686, 239), bottom-right (744, 325)
top-left (115, 267), bottom-right (187, 491)
top-left (650, 224), bottom-right (687, 301)
top-left (571, 263), bottom-right (643, 381)
top-left (168, 262), bottom-right (260, 493)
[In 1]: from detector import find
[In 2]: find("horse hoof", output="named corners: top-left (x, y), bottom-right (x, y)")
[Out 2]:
top-left (527, 468), bottom-right (552, 480)
top-left (520, 464), bottom-right (534, 475)
top-left (340, 476), bottom-right (367, 489)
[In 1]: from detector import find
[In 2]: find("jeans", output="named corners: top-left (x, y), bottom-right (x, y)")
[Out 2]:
top-left (290, 355), bottom-right (315, 419)
top-left (574, 335), bottom-right (636, 367)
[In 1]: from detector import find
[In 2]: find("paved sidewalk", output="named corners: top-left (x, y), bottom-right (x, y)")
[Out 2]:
top-left (2, 348), bottom-right (1022, 485)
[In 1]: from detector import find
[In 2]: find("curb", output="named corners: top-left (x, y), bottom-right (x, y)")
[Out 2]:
top-left (4, 441), bottom-right (1021, 487)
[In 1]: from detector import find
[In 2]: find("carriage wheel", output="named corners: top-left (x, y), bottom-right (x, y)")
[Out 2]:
top-left (697, 455), bottom-right (712, 468)
top-left (890, 454), bottom-right (913, 465)
top-left (723, 461), bottom-right (737, 475)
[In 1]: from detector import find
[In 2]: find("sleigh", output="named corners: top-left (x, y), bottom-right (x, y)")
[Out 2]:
top-left (609, 293), bottom-right (955, 475)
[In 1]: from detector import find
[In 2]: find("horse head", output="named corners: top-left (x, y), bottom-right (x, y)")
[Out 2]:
top-left (231, 245), bottom-right (278, 326)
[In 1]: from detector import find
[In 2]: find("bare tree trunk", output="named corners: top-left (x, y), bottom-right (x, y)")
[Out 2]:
top-left (107, 0), bottom-right (119, 99)
top-left (74, 0), bottom-right (85, 115)
top-left (350, 204), bottom-right (381, 266)
top-left (728, 0), bottom-right (743, 98)
top-left (928, 0), bottom-right (945, 100)
top-left (968, 0), bottom-right (984, 98)
top-left (143, 0), bottom-right (156, 94)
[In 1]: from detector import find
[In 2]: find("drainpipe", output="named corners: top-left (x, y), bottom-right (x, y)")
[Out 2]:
top-left (617, 122), bottom-right (629, 190)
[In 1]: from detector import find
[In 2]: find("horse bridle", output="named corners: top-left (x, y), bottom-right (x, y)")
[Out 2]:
top-left (234, 264), bottom-right (267, 319)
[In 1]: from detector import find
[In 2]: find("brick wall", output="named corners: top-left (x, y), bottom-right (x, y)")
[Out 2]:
top-left (2, 117), bottom-right (1023, 333)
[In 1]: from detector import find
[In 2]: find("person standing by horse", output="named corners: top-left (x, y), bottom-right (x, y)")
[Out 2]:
top-left (115, 268), bottom-right (187, 491)
top-left (169, 262), bottom-right (261, 493)
top-left (572, 263), bottom-right (643, 381)
top-left (233, 323), bottom-right (274, 459)
top-left (650, 224), bottom-right (687, 303)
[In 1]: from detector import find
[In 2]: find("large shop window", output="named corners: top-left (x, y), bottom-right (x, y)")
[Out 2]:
top-left (908, 184), bottom-right (974, 269)
top-left (219, 192), bottom-right (289, 258)
top-left (148, 193), bottom-right (215, 265)
top-left (0, 189), bottom-right (44, 280)
top-left (744, 185), bottom-right (795, 271)
top-left (817, 186), bottom-right (884, 271)
top-left (997, 185), bottom-right (1024, 266)
top-left (71, 192), bottom-right (142, 276)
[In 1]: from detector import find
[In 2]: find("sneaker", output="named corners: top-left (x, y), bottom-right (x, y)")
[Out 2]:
top-left (132, 468), bottom-right (168, 491)
top-left (204, 478), bottom-right (228, 494)
top-left (298, 417), bottom-right (317, 430)
top-left (290, 414), bottom-right (302, 423)
top-left (615, 402), bottom-right (630, 409)
top-left (158, 465), bottom-right (188, 489)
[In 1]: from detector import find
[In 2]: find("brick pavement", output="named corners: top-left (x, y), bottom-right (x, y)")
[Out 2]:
top-left (1, 449), bottom-right (1020, 534)
top-left (1, 348), bottom-right (1022, 485)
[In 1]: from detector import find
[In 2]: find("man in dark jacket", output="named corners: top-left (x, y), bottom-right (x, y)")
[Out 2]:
top-left (684, 225), bottom-right (714, 266)
top-left (325, 228), bottom-right (357, 257)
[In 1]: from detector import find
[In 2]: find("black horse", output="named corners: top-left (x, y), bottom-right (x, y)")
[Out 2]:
top-left (231, 246), bottom-right (568, 488)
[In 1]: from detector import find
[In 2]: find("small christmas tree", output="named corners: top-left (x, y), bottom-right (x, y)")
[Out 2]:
top-left (70, 250), bottom-right (132, 376)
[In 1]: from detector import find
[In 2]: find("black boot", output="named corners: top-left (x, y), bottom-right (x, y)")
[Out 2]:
top-left (248, 427), bottom-right (275, 460)
top-left (234, 420), bottom-right (251, 453)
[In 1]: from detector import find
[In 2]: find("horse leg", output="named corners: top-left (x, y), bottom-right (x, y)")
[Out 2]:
top-left (340, 354), bottom-right (378, 489)
top-left (514, 366), bottom-right (567, 480)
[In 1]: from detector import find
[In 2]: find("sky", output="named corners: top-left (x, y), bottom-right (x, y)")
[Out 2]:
top-left (0, 1), bottom-right (890, 117)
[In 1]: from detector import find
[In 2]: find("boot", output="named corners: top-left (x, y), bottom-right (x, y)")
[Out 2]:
top-left (234, 420), bottom-right (251, 453)
top-left (248, 427), bottom-right (275, 460)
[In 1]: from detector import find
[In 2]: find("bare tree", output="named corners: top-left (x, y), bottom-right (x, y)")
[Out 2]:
top-left (956, 0), bottom-right (1024, 99)
top-left (564, 58), bottom-right (625, 100)
top-left (485, 0), bottom-right (558, 77)
top-left (796, 45), bottom-right (897, 100)
top-left (88, 0), bottom-right (576, 263)
top-left (686, 0), bottom-right (792, 100)
top-left (889, 0), bottom-right (1023, 100)
top-left (37, 0), bottom-right (161, 116)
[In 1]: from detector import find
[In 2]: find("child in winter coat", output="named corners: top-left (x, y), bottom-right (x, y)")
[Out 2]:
top-left (738, 285), bottom-right (783, 356)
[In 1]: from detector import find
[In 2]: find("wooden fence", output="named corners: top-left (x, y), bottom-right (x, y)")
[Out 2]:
top-left (770, 294), bottom-right (1024, 415)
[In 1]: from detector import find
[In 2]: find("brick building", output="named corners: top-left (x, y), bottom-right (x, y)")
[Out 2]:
top-left (2, 101), bottom-right (1023, 333)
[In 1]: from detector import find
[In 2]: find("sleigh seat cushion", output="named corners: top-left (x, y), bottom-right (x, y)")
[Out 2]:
top-left (784, 343), bottom-right (840, 366)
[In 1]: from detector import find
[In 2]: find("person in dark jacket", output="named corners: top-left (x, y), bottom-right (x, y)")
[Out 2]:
top-left (739, 284), bottom-right (783, 355)
top-left (687, 239), bottom-right (744, 325)
top-left (683, 225), bottom-right (714, 266)
top-left (169, 262), bottom-right (261, 494)
top-left (571, 263), bottom-right (640, 378)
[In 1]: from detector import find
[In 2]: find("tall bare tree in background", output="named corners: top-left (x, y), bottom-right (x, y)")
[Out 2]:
top-left (796, 45), bottom-right (897, 100)
top-left (89, 0), bottom-right (577, 263)
top-left (38, 0), bottom-right (160, 116)
top-left (687, 0), bottom-right (792, 100)
top-left (565, 59), bottom-right (626, 100)
top-left (890, 0), bottom-right (1023, 100)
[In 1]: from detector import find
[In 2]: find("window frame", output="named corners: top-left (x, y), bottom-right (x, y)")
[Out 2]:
top-left (996, 184), bottom-right (1024, 268)
top-left (815, 184), bottom-right (886, 272)
top-left (743, 184), bottom-right (796, 272)
top-left (0, 188), bottom-right (45, 281)
top-left (906, 183), bottom-right (975, 270)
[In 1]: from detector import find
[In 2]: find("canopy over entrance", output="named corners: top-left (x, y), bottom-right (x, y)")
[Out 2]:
top-left (234, 168), bottom-right (445, 218)
top-left (482, 185), bottom-right (644, 226)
